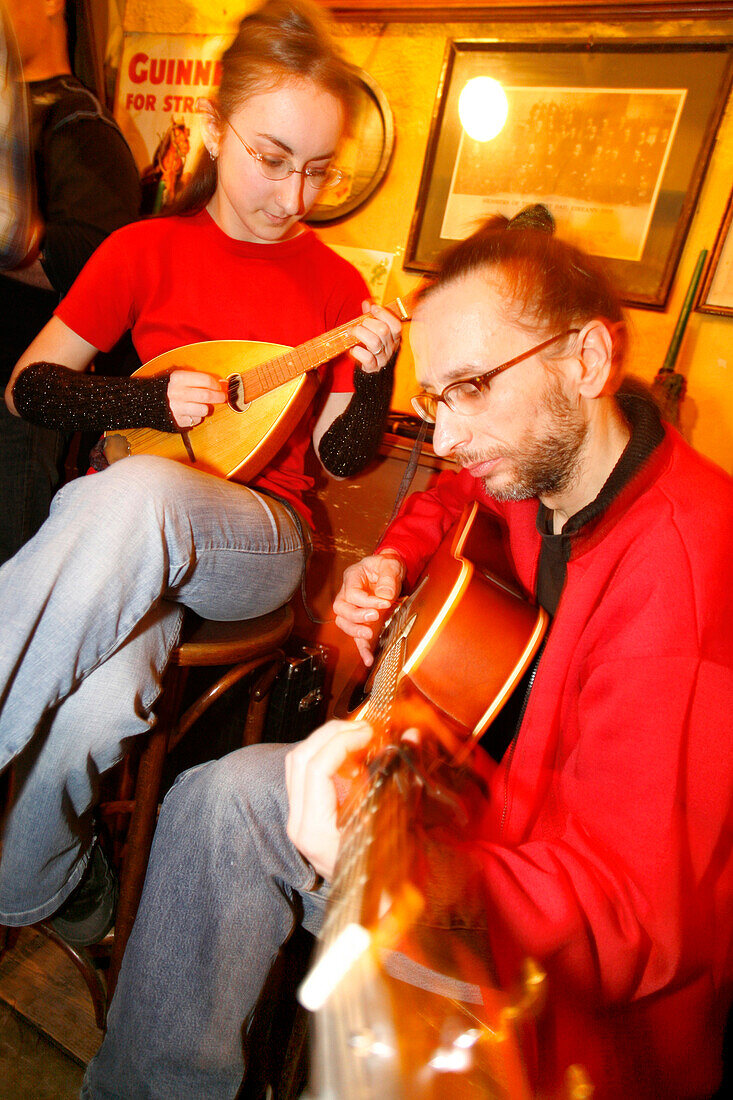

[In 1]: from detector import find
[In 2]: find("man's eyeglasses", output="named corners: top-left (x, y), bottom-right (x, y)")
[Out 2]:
top-left (226, 120), bottom-right (343, 190)
top-left (410, 329), bottom-right (580, 424)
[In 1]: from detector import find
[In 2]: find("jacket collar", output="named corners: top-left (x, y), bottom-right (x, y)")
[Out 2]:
top-left (535, 391), bottom-right (667, 558)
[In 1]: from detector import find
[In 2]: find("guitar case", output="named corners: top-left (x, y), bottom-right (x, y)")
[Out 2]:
top-left (263, 644), bottom-right (328, 744)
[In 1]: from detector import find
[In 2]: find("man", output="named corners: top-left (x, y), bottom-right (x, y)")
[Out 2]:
top-left (0, 0), bottom-right (140, 564)
top-left (82, 209), bottom-right (733, 1099)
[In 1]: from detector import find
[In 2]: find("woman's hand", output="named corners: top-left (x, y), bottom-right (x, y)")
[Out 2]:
top-left (286, 718), bottom-right (374, 881)
top-left (166, 369), bottom-right (227, 429)
top-left (333, 551), bottom-right (405, 666)
top-left (349, 300), bottom-right (402, 374)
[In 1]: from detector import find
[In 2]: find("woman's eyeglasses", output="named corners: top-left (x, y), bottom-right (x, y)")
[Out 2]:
top-left (410, 330), bottom-right (580, 424)
top-left (226, 121), bottom-right (343, 190)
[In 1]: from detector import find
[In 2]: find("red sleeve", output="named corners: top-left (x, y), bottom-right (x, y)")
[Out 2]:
top-left (55, 223), bottom-right (137, 352)
top-left (478, 660), bottom-right (733, 1014)
top-left (477, 547), bottom-right (733, 1010)
top-left (376, 468), bottom-right (482, 587)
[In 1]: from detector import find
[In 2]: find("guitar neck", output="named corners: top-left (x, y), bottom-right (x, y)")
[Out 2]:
top-left (320, 643), bottom-right (407, 931)
top-left (303, 733), bottom-right (534, 1099)
top-left (241, 294), bottom-right (414, 402)
top-left (299, 508), bottom-right (546, 1097)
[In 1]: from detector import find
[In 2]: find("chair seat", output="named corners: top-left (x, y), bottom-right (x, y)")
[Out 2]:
top-left (174, 605), bottom-right (294, 667)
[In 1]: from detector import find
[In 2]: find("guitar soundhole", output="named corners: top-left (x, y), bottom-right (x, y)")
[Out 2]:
top-left (226, 374), bottom-right (249, 413)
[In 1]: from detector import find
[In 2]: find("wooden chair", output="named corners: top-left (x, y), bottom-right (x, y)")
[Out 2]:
top-left (103, 604), bottom-right (295, 1003)
top-left (1, 603), bottom-right (294, 1029)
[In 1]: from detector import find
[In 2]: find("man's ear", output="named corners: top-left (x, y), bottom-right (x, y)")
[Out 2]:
top-left (198, 98), bottom-right (222, 157)
top-left (573, 320), bottom-right (616, 399)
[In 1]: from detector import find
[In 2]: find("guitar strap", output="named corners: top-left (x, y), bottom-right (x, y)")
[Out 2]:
top-left (375, 418), bottom-right (431, 545)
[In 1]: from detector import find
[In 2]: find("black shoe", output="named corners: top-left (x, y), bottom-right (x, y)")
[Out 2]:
top-left (49, 842), bottom-right (119, 947)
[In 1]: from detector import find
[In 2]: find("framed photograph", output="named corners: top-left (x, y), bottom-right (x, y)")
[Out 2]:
top-left (404, 39), bottom-right (733, 309)
top-left (697, 188), bottom-right (733, 316)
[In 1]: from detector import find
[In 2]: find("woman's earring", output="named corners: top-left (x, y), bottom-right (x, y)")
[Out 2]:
top-left (209, 149), bottom-right (217, 162)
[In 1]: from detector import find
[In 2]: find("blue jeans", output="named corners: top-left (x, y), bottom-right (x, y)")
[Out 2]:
top-left (81, 743), bottom-right (326, 1100)
top-left (0, 399), bottom-right (69, 566)
top-left (0, 455), bottom-right (305, 925)
top-left (80, 752), bottom-right (488, 1099)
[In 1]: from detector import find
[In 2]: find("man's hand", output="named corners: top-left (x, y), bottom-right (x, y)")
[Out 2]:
top-left (286, 719), bottom-right (374, 881)
top-left (333, 551), bottom-right (405, 666)
top-left (349, 301), bottom-right (402, 374)
top-left (167, 369), bottom-right (227, 428)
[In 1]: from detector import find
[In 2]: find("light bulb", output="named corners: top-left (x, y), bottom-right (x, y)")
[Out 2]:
top-left (458, 77), bottom-right (509, 142)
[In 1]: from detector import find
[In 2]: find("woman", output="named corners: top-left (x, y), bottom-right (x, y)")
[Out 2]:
top-left (0, 0), bottom-right (401, 948)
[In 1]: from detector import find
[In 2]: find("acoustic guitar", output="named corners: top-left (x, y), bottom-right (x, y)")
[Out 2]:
top-left (105, 295), bottom-right (414, 482)
top-left (299, 505), bottom-right (549, 1097)
top-left (340, 501), bottom-right (548, 763)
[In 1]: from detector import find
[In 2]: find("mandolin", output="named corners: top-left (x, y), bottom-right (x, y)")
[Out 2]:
top-left (104, 295), bottom-right (414, 482)
top-left (299, 505), bottom-right (549, 1097)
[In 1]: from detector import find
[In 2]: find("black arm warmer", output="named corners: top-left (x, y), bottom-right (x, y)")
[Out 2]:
top-left (12, 361), bottom-right (178, 433)
top-left (317, 355), bottom-right (395, 478)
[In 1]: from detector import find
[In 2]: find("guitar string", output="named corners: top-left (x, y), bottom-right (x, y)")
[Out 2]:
top-left (249, 321), bottom-right (365, 399)
top-left (307, 657), bottom-right (381, 1087)
top-left (319, 700), bottom-right (385, 1097)
top-left (249, 289), bottom-right (418, 396)
top-left (348, 652), bottom-right (413, 1097)
top-left (311, 698), bottom-right (389, 966)
top-left (313, 635), bottom-right (405, 1096)
top-left (335, 701), bottom-right (394, 1096)
top-left (342, 785), bottom-right (378, 1098)
top-left (245, 293), bottom-right (411, 399)
top-left (321, 766), bottom-right (380, 1096)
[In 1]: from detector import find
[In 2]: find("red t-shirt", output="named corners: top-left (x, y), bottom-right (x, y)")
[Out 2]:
top-left (55, 208), bottom-right (369, 524)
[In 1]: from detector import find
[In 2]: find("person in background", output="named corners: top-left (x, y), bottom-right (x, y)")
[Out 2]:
top-left (0, 0), bottom-right (140, 565)
top-left (0, 1), bottom-right (33, 269)
top-left (82, 207), bottom-right (732, 1099)
top-left (0, 0), bottom-right (400, 960)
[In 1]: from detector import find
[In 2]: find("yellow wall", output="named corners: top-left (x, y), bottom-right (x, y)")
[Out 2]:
top-left (123, 1), bottom-right (733, 472)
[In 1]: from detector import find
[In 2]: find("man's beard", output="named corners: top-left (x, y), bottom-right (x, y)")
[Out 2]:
top-left (458, 376), bottom-right (589, 503)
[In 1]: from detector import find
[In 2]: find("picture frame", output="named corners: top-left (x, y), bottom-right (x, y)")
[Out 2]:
top-left (306, 69), bottom-right (395, 224)
top-left (404, 39), bottom-right (733, 309)
top-left (697, 188), bottom-right (733, 316)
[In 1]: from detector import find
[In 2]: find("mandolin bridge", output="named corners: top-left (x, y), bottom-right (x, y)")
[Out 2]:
top-left (226, 374), bottom-right (249, 413)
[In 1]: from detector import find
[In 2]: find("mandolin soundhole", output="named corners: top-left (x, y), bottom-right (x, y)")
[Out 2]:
top-left (227, 374), bottom-right (249, 413)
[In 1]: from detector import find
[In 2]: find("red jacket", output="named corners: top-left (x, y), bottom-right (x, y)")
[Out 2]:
top-left (379, 426), bottom-right (733, 1098)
